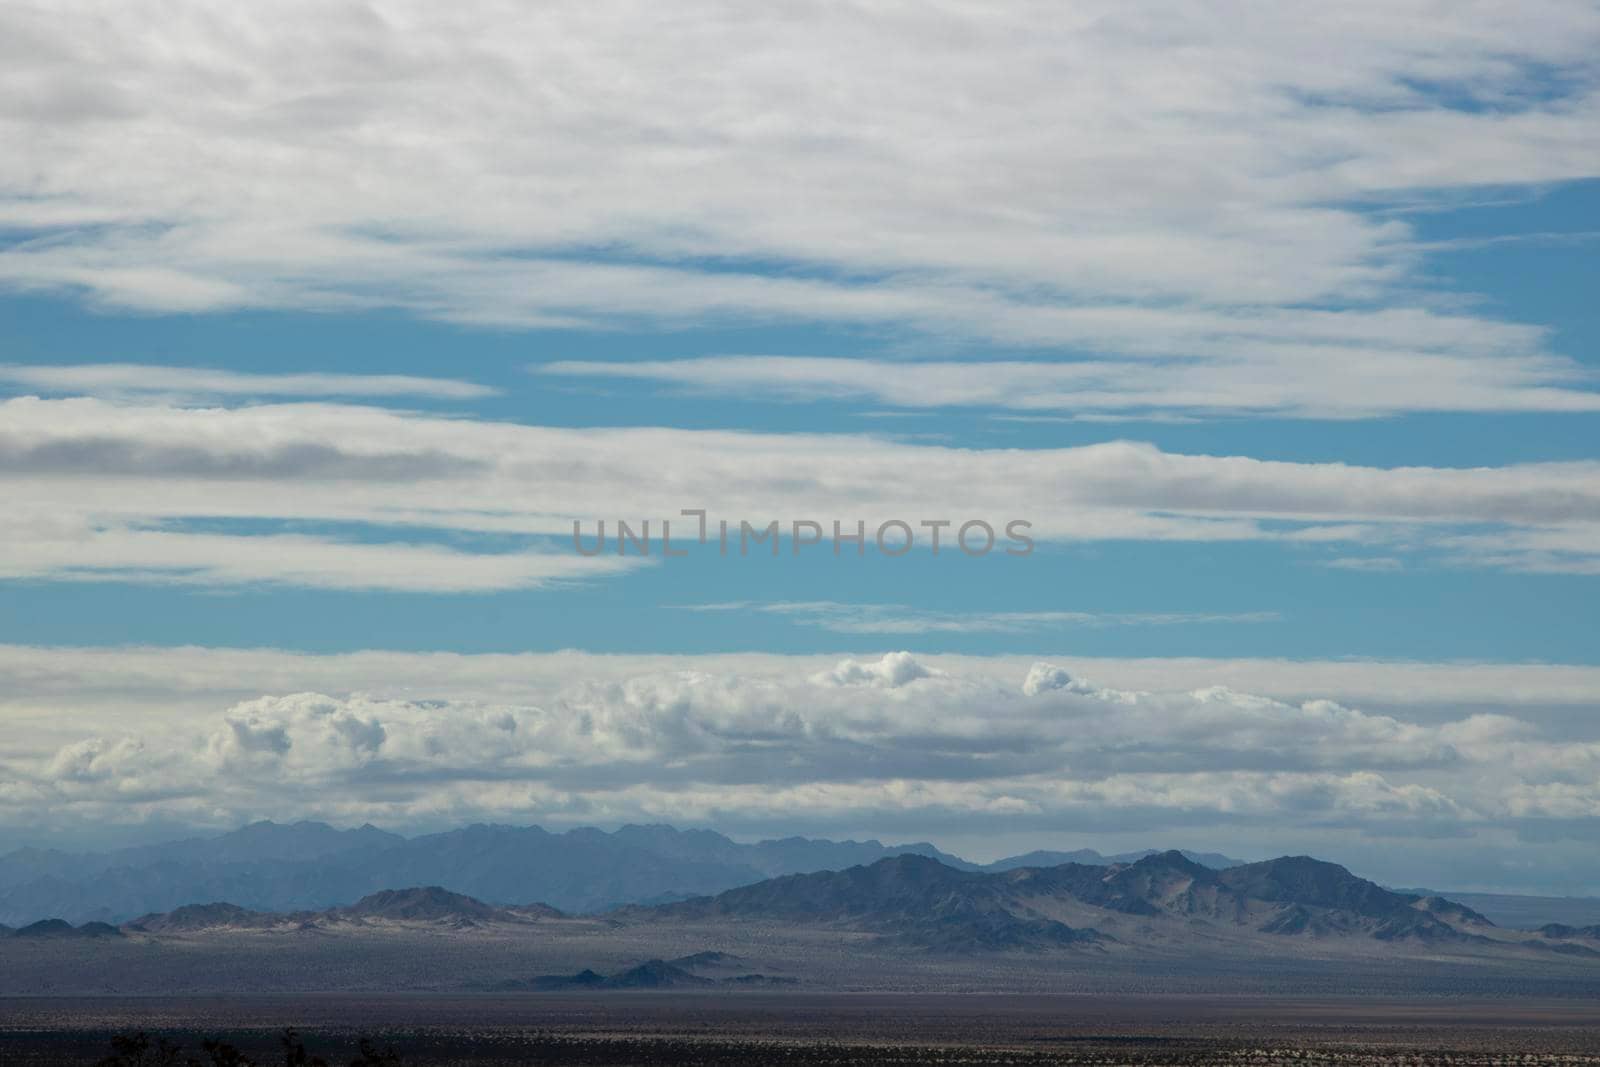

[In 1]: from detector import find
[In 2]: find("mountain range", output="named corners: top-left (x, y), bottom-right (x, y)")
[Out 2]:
top-left (5, 820), bottom-right (1598, 933)
top-left (6, 850), bottom-right (1600, 996)
top-left (0, 820), bottom-right (1243, 926)
top-left (635, 850), bottom-right (1510, 951)
top-left (13, 851), bottom-right (1598, 958)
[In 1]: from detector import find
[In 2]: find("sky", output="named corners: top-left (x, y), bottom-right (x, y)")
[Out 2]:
top-left (1, 1), bottom-right (1598, 894)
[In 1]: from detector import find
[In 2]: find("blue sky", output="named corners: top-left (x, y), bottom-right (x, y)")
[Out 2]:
top-left (4, 174), bottom-right (1597, 663)
top-left (1, 1), bottom-right (1599, 889)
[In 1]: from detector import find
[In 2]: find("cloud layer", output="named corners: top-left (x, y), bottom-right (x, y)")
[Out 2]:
top-left (0, 394), bottom-right (1596, 589)
top-left (2, 2), bottom-right (1599, 416)
top-left (5, 647), bottom-right (1598, 889)
top-left (0, 364), bottom-right (497, 402)
top-left (542, 352), bottom-right (1600, 420)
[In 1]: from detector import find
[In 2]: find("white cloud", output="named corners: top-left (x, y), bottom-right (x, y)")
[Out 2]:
top-left (540, 354), bottom-right (1600, 420)
top-left (814, 651), bottom-right (935, 688)
top-left (1022, 663), bottom-right (1097, 697)
top-left (0, 513), bottom-right (640, 592)
top-left (684, 601), bottom-right (1281, 634)
top-left (9, 645), bottom-right (1600, 723)
top-left (0, 2), bottom-right (1597, 415)
top-left (8, 642), bottom-right (1600, 887)
top-left (1323, 556), bottom-right (1404, 572)
top-left (0, 395), bottom-right (1595, 589)
top-left (0, 363), bottom-right (496, 401)
top-left (7, 651), bottom-right (1599, 854)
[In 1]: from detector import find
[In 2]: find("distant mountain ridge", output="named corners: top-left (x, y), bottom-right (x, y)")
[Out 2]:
top-left (1540, 923), bottom-right (1600, 940)
top-left (1390, 888), bottom-right (1600, 930)
top-left (0, 820), bottom-right (1246, 926)
top-left (985, 848), bottom-right (1244, 871)
top-left (0, 821), bottom-right (978, 924)
top-left (9, 819), bottom-right (1577, 932)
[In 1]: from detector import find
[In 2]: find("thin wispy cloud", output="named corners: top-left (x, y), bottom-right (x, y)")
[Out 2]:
top-left (538, 354), bottom-right (1600, 420)
top-left (0, 395), bottom-right (1596, 590)
top-left (682, 601), bottom-right (1281, 635)
top-left (0, 363), bottom-right (497, 401)
top-left (1323, 557), bottom-right (1405, 573)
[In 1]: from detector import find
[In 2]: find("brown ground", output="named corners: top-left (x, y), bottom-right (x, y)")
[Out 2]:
top-left (4, 993), bottom-right (1600, 1065)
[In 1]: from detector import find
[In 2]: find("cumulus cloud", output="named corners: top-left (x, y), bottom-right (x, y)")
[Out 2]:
top-left (814, 651), bottom-right (935, 688)
top-left (6, 644), bottom-right (1599, 721)
top-left (7, 651), bottom-right (1598, 858)
top-left (46, 736), bottom-right (149, 784)
top-left (1022, 663), bottom-right (1096, 697)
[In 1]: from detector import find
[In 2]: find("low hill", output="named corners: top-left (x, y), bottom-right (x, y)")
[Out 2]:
top-left (517, 959), bottom-right (782, 990)
top-left (125, 902), bottom-right (273, 933)
top-left (338, 886), bottom-right (507, 924)
top-left (1540, 923), bottom-right (1600, 940)
top-left (12, 918), bottom-right (123, 939)
top-left (120, 887), bottom-right (563, 934)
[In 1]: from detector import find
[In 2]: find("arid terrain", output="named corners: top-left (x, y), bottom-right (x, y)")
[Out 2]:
top-left (6, 845), bottom-right (1599, 1064)
top-left (4, 993), bottom-right (1600, 1066)
top-left (4, 852), bottom-right (1599, 999)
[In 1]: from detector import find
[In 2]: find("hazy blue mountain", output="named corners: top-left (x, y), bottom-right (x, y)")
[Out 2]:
top-left (1539, 923), bottom-right (1600, 939)
top-left (746, 834), bottom-right (977, 874)
top-left (0, 821), bottom-right (405, 890)
top-left (984, 847), bottom-right (1245, 872)
top-left (2, 819), bottom-right (1566, 932)
top-left (1391, 888), bottom-right (1600, 930)
top-left (0, 821), bottom-right (971, 924)
top-left (982, 848), bottom-right (1110, 870)
top-left (11, 918), bottom-right (123, 939)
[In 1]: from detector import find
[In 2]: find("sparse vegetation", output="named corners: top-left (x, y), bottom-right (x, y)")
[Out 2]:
top-left (77, 1026), bottom-right (1600, 1067)
top-left (92, 1029), bottom-right (403, 1067)
top-left (0, 995), bottom-right (1581, 1066)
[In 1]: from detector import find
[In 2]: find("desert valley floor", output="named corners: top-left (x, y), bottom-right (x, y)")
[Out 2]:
top-left (5, 993), bottom-right (1600, 1066)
